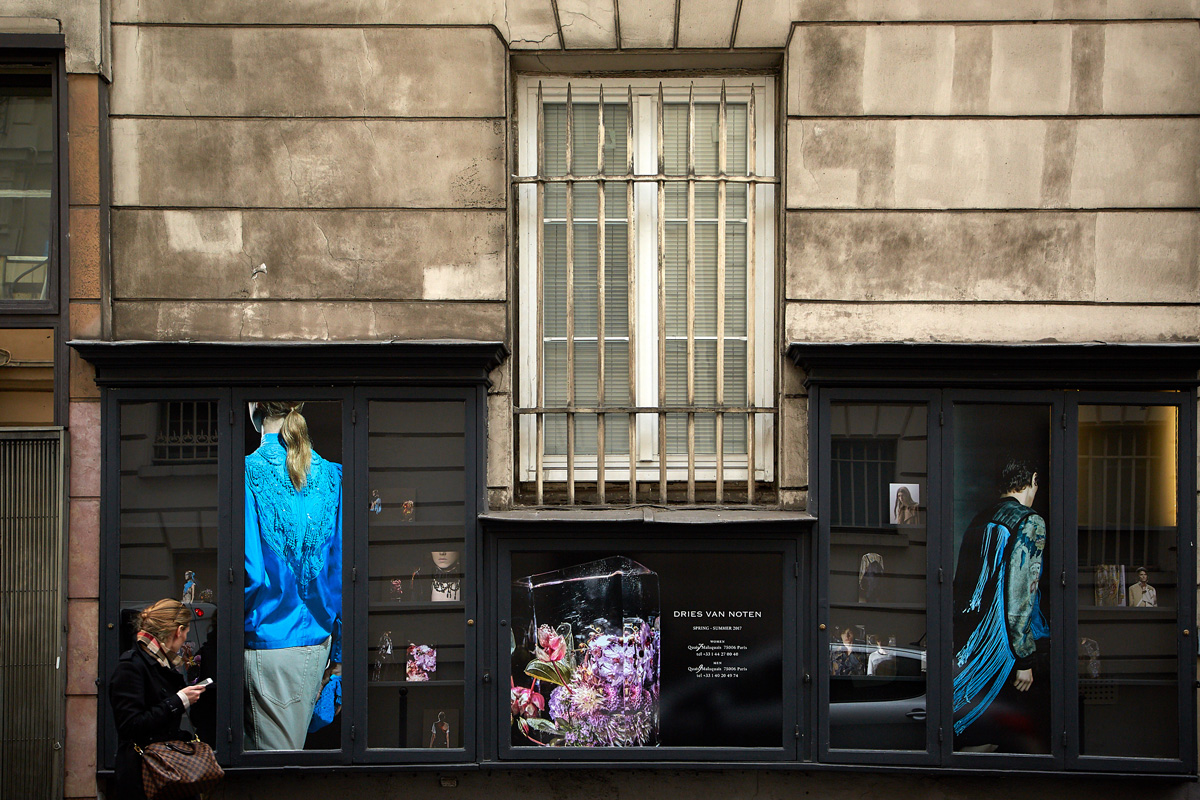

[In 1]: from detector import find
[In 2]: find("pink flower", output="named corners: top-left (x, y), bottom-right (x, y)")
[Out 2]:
top-left (536, 624), bottom-right (567, 662)
top-left (510, 685), bottom-right (545, 719)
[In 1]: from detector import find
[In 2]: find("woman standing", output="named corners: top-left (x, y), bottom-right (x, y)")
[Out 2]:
top-left (109, 599), bottom-right (207, 800)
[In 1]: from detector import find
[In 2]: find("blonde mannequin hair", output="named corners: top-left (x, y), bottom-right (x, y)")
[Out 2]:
top-left (258, 401), bottom-right (312, 490)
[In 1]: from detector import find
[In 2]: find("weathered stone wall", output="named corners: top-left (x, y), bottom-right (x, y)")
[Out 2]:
top-left (783, 19), bottom-right (1200, 345)
top-left (107, 20), bottom-right (508, 342)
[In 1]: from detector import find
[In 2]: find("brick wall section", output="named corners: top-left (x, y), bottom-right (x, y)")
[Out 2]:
top-left (64, 73), bottom-right (103, 800)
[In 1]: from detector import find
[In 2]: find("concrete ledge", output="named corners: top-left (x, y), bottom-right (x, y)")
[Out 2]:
top-left (785, 302), bottom-right (1200, 344)
top-left (111, 299), bottom-right (507, 340)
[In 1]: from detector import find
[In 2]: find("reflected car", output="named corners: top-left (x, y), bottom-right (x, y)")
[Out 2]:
top-left (829, 642), bottom-right (927, 751)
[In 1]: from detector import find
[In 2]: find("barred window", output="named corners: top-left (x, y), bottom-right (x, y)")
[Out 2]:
top-left (154, 400), bottom-right (219, 464)
top-left (516, 77), bottom-right (776, 505)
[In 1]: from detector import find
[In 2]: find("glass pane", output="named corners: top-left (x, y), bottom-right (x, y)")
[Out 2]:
top-left (0, 71), bottom-right (54, 302)
top-left (828, 403), bottom-right (928, 752)
top-left (0, 328), bottom-right (54, 425)
top-left (1077, 405), bottom-right (1179, 759)
top-left (118, 401), bottom-right (220, 747)
top-left (242, 401), bottom-right (343, 751)
top-left (951, 404), bottom-right (1051, 754)
top-left (509, 549), bottom-right (783, 749)
top-left (366, 400), bottom-right (467, 749)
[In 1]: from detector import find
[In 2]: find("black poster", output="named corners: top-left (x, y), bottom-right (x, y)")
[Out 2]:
top-left (509, 549), bottom-right (784, 749)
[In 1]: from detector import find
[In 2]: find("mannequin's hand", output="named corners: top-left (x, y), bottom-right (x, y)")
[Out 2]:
top-left (1012, 668), bottom-right (1033, 692)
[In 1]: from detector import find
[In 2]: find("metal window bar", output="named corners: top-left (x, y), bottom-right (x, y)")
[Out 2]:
top-left (523, 80), bottom-right (778, 505)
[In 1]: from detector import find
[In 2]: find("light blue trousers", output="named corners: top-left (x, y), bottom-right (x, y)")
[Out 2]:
top-left (244, 637), bottom-right (331, 750)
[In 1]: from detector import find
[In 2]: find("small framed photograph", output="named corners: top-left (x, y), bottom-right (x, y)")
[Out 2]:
top-left (1094, 564), bottom-right (1126, 606)
top-left (423, 708), bottom-right (459, 748)
top-left (889, 483), bottom-right (921, 526)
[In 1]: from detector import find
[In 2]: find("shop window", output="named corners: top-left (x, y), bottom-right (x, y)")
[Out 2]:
top-left (493, 535), bottom-right (796, 761)
top-left (814, 385), bottom-right (1195, 774)
top-left (97, 374), bottom-right (485, 771)
top-left (515, 76), bottom-right (777, 505)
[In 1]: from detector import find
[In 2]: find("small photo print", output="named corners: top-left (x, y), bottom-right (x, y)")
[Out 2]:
top-left (1094, 564), bottom-right (1127, 607)
top-left (889, 483), bottom-right (921, 526)
top-left (406, 643), bottom-right (437, 681)
top-left (423, 708), bottom-right (460, 748)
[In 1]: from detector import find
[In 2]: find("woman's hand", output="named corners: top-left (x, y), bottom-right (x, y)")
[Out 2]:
top-left (180, 683), bottom-right (207, 706)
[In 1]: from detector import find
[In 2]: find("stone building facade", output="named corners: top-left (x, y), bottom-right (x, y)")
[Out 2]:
top-left (0, 1), bottom-right (1198, 798)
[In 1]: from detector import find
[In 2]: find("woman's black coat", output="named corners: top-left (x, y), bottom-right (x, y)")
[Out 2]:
top-left (108, 646), bottom-right (188, 800)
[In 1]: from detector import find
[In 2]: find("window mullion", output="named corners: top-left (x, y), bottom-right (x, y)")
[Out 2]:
top-left (634, 93), bottom-right (658, 467)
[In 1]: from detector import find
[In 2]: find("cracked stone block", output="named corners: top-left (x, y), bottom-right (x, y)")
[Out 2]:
top-left (558, 0), bottom-right (617, 48)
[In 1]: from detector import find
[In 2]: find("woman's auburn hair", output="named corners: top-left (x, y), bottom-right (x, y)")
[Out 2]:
top-left (258, 401), bottom-right (312, 490)
top-left (137, 598), bottom-right (192, 643)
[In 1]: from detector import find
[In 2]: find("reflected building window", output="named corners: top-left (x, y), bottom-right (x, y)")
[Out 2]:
top-left (154, 400), bottom-right (219, 464)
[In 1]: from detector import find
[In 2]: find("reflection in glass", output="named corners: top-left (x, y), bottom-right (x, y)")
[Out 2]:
top-left (366, 400), bottom-right (467, 749)
top-left (0, 72), bottom-right (54, 302)
top-left (828, 403), bottom-right (928, 752)
top-left (1077, 405), bottom-right (1178, 759)
top-left (242, 401), bottom-right (342, 751)
top-left (118, 402), bottom-right (219, 746)
top-left (951, 404), bottom-right (1051, 754)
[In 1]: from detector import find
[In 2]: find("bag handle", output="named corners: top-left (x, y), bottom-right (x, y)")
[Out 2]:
top-left (134, 734), bottom-right (201, 756)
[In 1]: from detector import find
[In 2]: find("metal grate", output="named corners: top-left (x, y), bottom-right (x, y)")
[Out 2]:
top-left (830, 438), bottom-right (898, 529)
top-left (153, 400), bottom-right (219, 464)
top-left (516, 79), bottom-right (777, 506)
top-left (0, 429), bottom-right (66, 799)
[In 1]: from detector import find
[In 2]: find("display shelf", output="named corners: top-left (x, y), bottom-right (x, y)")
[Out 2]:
top-left (368, 601), bottom-right (465, 613)
top-left (830, 530), bottom-right (914, 548)
top-left (1078, 606), bottom-right (1175, 620)
top-left (368, 680), bottom-right (465, 689)
top-left (830, 601), bottom-right (925, 612)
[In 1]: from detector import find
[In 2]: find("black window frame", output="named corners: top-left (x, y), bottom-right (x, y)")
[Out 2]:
top-left (0, 36), bottom-right (69, 426)
top-left (798, 342), bottom-right (1199, 777)
top-left (81, 341), bottom-right (502, 776)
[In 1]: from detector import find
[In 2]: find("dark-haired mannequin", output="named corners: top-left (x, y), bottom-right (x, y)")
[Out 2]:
top-left (244, 402), bottom-right (342, 750)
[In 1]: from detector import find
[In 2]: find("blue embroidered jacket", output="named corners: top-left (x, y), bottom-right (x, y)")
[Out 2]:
top-left (951, 497), bottom-right (1048, 736)
top-left (244, 433), bottom-right (342, 661)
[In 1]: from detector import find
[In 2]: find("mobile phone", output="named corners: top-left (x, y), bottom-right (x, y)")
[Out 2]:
top-left (197, 678), bottom-right (214, 688)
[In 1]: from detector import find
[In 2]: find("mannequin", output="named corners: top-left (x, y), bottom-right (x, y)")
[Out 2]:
top-left (243, 401), bottom-right (342, 750)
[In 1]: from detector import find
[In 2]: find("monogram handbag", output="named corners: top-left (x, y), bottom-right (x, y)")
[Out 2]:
top-left (136, 735), bottom-right (224, 800)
